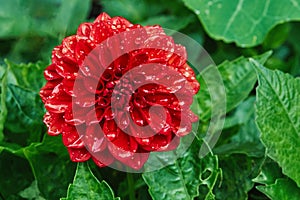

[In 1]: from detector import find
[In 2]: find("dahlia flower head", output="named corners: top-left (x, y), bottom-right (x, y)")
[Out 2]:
top-left (40, 13), bottom-right (200, 170)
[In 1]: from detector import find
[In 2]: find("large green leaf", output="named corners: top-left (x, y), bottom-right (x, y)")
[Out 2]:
top-left (253, 60), bottom-right (300, 187)
top-left (101, 0), bottom-right (164, 23)
top-left (23, 135), bottom-right (76, 199)
top-left (214, 97), bottom-right (265, 157)
top-left (61, 162), bottom-right (120, 200)
top-left (18, 180), bottom-right (46, 200)
top-left (253, 159), bottom-right (300, 199)
top-left (102, 0), bottom-right (192, 31)
top-left (0, 60), bottom-right (46, 145)
top-left (0, 65), bottom-right (8, 141)
top-left (143, 141), bottom-right (220, 200)
top-left (0, 0), bottom-right (91, 38)
top-left (288, 22), bottom-right (300, 76)
top-left (0, 141), bottom-right (24, 157)
top-left (183, 0), bottom-right (300, 47)
top-left (252, 158), bottom-right (284, 185)
top-left (0, 133), bottom-right (76, 199)
top-left (257, 179), bottom-right (300, 200)
top-left (215, 154), bottom-right (264, 200)
top-left (140, 15), bottom-right (193, 31)
top-left (6, 60), bottom-right (46, 91)
top-left (53, 0), bottom-right (91, 36)
top-left (195, 51), bottom-right (271, 121)
top-left (223, 97), bottom-right (256, 129)
top-left (262, 23), bottom-right (291, 50)
top-left (6, 84), bottom-right (44, 131)
top-left (0, 151), bottom-right (35, 199)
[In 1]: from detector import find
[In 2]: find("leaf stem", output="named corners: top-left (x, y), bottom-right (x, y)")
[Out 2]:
top-left (0, 192), bottom-right (4, 200)
top-left (0, 62), bottom-right (9, 142)
top-left (127, 172), bottom-right (136, 200)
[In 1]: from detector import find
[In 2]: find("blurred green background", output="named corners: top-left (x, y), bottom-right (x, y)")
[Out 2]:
top-left (1, 0), bottom-right (300, 76)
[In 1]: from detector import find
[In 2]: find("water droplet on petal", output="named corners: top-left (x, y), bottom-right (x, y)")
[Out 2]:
top-left (106, 132), bottom-right (117, 140)
top-left (135, 37), bottom-right (142, 44)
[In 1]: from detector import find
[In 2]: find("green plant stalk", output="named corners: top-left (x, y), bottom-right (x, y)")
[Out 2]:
top-left (127, 172), bottom-right (136, 200)
top-left (0, 63), bottom-right (8, 142)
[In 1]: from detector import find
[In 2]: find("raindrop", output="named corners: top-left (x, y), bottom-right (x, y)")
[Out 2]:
top-left (167, 41), bottom-right (173, 47)
top-left (135, 37), bottom-right (142, 44)
top-left (84, 65), bottom-right (90, 73)
top-left (62, 48), bottom-right (68, 54)
top-left (106, 133), bottom-right (116, 140)
top-left (141, 138), bottom-right (151, 145)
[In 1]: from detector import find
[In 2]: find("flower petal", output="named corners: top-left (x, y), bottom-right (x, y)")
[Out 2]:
top-left (44, 63), bottom-right (62, 80)
top-left (67, 147), bottom-right (91, 162)
top-left (44, 84), bottom-right (71, 113)
top-left (62, 124), bottom-right (84, 148)
top-left (43, 112), bottom-right (64, 136)
top-left (91, 149), bottom-right (115, 167)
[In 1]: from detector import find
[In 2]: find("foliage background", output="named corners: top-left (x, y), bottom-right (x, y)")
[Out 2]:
top-left (0, 0), bottom-right (300, 199)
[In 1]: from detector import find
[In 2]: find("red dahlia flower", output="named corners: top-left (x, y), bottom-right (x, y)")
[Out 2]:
top-left (40, 13), bottom-right (200, 170)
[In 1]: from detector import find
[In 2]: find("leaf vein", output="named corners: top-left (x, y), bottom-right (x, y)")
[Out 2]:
top-left (257, 67), bottom-right (298, 136)
top-left (223, 0), bottom-right (244, 36)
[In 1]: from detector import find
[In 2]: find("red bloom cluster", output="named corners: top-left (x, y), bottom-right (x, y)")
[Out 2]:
top-left (40, 13), bottom-right (199, 170)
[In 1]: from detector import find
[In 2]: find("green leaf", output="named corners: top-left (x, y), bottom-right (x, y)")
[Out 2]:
top-left (143, 141), bottom-right (220, 200)
top-left (140, 15), bottom-right (193, 31)
top-left (0, 133), bottom-right (76, 199)
top-left (0, 60), bottom-right (46, 145)
top-left (102, 0), bottom-right (192, 29)
top-left (214, 97), bottom-right (265, 157)
top-left (196, 51), bottom-right (271, 121)
top-left (183, 0), bottom-right (300, 47)
top-left (257, 178), bottom-right (300, 200)
top-left (288, 23), bottom-right (300, 54)
top-left (53, 0), bottom-right (92, 36)
top-left (101, 0), bottom-right (164, 23)
top-left (253, 60), bottom-right (300, 187)
top-left (0, 141), bottom-right (24, 157)
top-left (5, 60), bottom-right (46, 91)
top-left (23, 135), bottom-right (76, 199)
top-left (7, 36), bottom-right (59, 63)
top-left (0, 64), bottom-right (8, 141)
top-left (252, 158), bottom-right (283, 185)
top-left (0, 151), bottom-right (35, 199)
top-left (18, 180), bottom-right (46, 200)
top-left (223, 97), bottom-right (256, 129)
top-left (253, 159), bottom-right (300, 199)
top-left (0, 0), bottom-right (91, 38)
top-left (0, 128), bottom-right (76, 199)
top-left (262, 23), bottom-right (291, 49)
top-left (61, 162), bottom-right (120, 200)
top-left (288, 22), bottom-right (300, 76)
top-left (289, 54), bottom-right (300, 79)
top-left (215, 154), bottom-right (264, 200)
